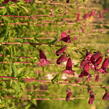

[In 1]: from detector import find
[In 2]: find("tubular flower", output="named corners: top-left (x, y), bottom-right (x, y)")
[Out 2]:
top-left (2, 0), bottom-right (10, 3)
top-left (102, 92), bottom-right (109, 100)
top-left (66, 91), bottom-right (72, 101)
top-left (83, 62), bottom-right (91, 72)
top-left (90, 52), bottom-right (101, 65)
top-left (63, 58), bottom-right (75, 75)
top-left (60, 32), bottom-right (71, 43)
top-left (101, 58), bottom-right (109, 70)
top-left (56, 55), bottom-right (68, 64)
top-left (97, 58), bottom-right (109, 73)
top-left (66, 89), bottom-right (72, 101)
top-left (2, 0), bottom-right (17, 3)
top-left (56, 46), bottom-right (67, 56)
top-left (88, 92), bottom-right (95, 104)
top-left (95, 74), bottom-right (99, 82)
top-left (79, 70), bottom-right (89, 78)
top-left (85, 52), bottom-right (93, 61)
top-left (37, 50), bottom-right (50, 66)
top-left (94, 56), bottom-right (103, 66)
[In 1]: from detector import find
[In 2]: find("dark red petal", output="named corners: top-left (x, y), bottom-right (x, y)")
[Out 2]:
top-left (2, 0), bottom-right (10, 3)
top-left (102, 92), bottom-right (109, 100)
top-left (56, 46), bottom-right (67, 56)
top-left (79, 70), bottom-right (89, 78)
top-left (90, 52), bottom-right (101, 64)
top-left (66, 58), bottom-right (72, 70)
top-left (101, 58), bottom-right (109, 69)
top-left (60, 35), bottom-right (71, 43)
top-left (88, 93), bottom-right (95, 104)
top-left (95, 74), bottom-right (99, 82)
top-left (56, 55), bottom-right (68, 64)
top-left (39, 50), bottom-right (47, 60)
top-left (80, 60), bottom-right (88, 68)
top-left (85, 52), bottom-right (93, 61)
top-left (94, 56), bottom-right (103, 66)
top-left (66, 92), bottom-right (72, 101)
top-left (83, 63), bottom-right (90, 72)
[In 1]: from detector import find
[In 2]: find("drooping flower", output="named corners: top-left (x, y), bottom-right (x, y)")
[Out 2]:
top-left (56, 54), bottom-right (68, 64)
top-left (37, 50), bottom-right (50, 66)
top-left (63, 58), bottom-right (75, 74)
top-left (102, 92), bottom-right (109, 100)
top-left (56, 46), bottom-right (67, 56)
top-left (88, 92), bottom-right (95, 104)
top-left (85, 52), bottom-right (93, 61)
top-left (79, 70), bottom-right (89, 78)
top-left (101, 58), bottom-right (109, 70)
top-left (90, 52), bottom-right (101, 65)
top-left (2, 0), bottom-right (10, 3)
top-left (83, 62), bottom-right (91, 72)
top-left (60, 32), bottom-right (71, 43)
top-left (2, 0), bottom-right (17, 3)
top-left (97, 58), bottom-right (109, 74)
top-left (94, 56), bottom-right (103, 66)
top-left (66, 88), bottom-right (72, 101)
top-left (95, 74), bottom-right (99, 82)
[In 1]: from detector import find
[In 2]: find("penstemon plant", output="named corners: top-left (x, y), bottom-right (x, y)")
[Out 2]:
top-left (0, 0), bottom-right (109, 109)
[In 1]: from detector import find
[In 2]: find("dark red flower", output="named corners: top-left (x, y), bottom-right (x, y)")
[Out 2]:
top-left (66, 92), bottom-right (72, 101)
top-left (95, 74), bottom-right (99, 82)
top-left (60, 32), bottom-right (71, 43)
top-left (96, 68), bottom-right (107, 74)
top-left (88, 92), bottom-right (95, 104)
top-left (102, 92), bottom-right (109, 100)
top-left (83, 62), bottom-right (91, 72)
top-left (90, 52), bottom-right (101, 64)
top-left (94, 56), bottom-right (103, 66)
top-left (101, 58), bottom-right (109, 70)
top-left (79, 70), bottom-right (89, 78)
top-left (80, 60), bottom-right (88, 68)
top-left (66, 89), bottom-right (72, 101)
top-left (2, 0), bottom-right (18, 3)
top-left (85, 52), bottom-right (93, 61)
top-left (2, 0), bottom-right (10, 3)
top-left (56, 46), bottom-right (67, 56)
top-left (37, 50), bottom-right (50, 66)
top-left (56, 55), bottom-right (68, 64)
top-left (39, 50), bottom-right (47, 60)
top-left (63, 58), bottom-right (75, 74)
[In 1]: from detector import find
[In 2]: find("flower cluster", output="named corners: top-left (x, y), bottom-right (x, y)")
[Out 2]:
top-left (76, 9), bottom-right (109, 22)
top-left (80, 52), bottom-right (109, 79)
top-left (36, 31), bottom-right (109, 104)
